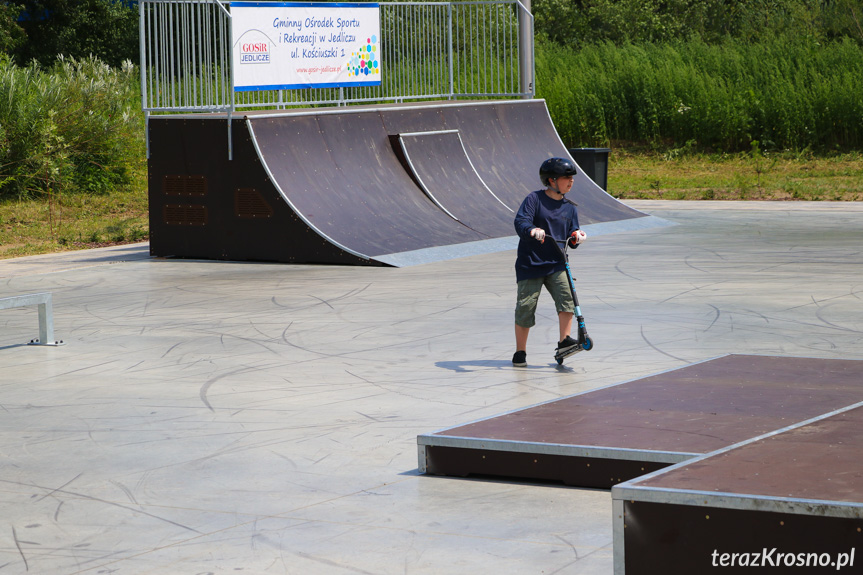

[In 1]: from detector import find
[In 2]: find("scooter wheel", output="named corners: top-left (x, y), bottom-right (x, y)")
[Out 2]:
top-left (582, 337), bottom-right (594, 351)
top-left (556, 357), bottom-right (564, 365)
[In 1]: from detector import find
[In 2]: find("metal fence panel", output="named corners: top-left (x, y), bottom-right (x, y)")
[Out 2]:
top-left (140, 0), bottom-right (533, 114)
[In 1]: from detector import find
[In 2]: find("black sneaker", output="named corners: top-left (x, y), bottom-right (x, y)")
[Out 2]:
top-left (556, 335), bottom-right (579, 354)
top-left (512, 350), bottom-right (527, 367)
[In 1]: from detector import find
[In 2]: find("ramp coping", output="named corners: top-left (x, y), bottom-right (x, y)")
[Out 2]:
top-left (398, 129), bottom-right (460, 137)
top-left (243, 98), bottom-right (550, 120)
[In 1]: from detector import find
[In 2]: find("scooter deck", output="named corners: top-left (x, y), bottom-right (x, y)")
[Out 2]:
top-left (554, 345), bottom-right (582, 362)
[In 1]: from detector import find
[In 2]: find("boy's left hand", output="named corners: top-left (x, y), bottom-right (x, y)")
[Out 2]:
top-left (569, 230), bottom-right (587, 247)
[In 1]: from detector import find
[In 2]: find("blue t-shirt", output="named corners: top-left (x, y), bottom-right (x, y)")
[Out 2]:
top-left (514, 190), bottom-right (580, 282)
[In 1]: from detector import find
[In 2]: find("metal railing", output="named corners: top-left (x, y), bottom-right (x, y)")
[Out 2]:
top-left (0, 293), bottom-right (64, 346)
top-left (139, 0), bottom-right (534, 114)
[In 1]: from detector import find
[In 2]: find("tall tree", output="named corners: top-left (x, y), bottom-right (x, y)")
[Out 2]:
top-left (14, 0), bottom-right (138, 67)
top-left (0, 3), bottom-right (26, 54)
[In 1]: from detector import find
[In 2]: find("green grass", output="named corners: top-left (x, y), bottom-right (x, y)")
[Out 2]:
top-left (0, 55), bottom-right (147, 259)
top-left (2, 148), bottom-right (861, 260)
top-left (608, 148), bottom-right (863, 201)
top-left (0, 162), bottom-right (147, 259)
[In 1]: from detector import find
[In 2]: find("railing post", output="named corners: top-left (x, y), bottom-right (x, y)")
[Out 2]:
top-left (36, 299), bottom-right (54, 345)
top-left (225, 0), bottom-right (235, 160)
top-left (447, 3), bottom-right (454, 99)
top-left (517, 0), bottom-right (533, 98)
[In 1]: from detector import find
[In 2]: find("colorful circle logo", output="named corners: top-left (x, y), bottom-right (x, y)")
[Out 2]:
top-left (347, 35), bottom-right (379, 78)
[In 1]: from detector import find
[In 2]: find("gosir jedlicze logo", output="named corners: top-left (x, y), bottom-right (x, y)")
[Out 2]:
top-left (241, 40), bottom-right (270, 64)
top-left (236, 29), bottom-right (273, 65)
top-left (346, 35), bottom-right (379, 78)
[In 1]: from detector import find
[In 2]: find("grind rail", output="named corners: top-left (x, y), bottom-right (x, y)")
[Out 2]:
top-left (0, 293), bottom-right (64, 346)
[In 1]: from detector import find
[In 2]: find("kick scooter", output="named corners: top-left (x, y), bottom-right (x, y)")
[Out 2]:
top-left (551, 233), bottom-right (593, 365)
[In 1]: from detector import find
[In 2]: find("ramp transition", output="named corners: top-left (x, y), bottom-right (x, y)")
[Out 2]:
top-left (147, 99), bottom-right (663, 266)
top-left (395, 129), bottom-right (514, 238)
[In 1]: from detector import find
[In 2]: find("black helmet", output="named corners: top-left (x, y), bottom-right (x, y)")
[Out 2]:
top-left (539, 157), bottom-right (578, 187)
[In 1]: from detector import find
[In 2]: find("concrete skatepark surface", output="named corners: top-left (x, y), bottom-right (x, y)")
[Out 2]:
top-left (2, 201), bottom-right (862, 574)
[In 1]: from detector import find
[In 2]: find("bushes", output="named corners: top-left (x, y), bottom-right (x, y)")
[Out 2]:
top-left (536, 34), bottom-right (863, 152)
top-left (533, 0), bottom-right (863, 49)
top-left (0, 56), bottom-right (143, 200)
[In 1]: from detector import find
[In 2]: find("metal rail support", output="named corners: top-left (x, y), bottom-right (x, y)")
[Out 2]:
top-left (0, 293), bottom-right (64, 346)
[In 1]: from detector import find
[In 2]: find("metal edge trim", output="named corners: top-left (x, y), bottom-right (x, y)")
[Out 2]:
top-left (612, 499), bottom-right (626, 575)
top-left (243, 98), bottom-right (548, 120)
top-left (372, 236), bottom-right (518, 267)
top-left (417, 434), bottom-right (699, 464)
top-left (398, 129), bottom-right (460, 137)
top-left (378, 211), bottom-right (675, 267)
top-left (455, 131), bottom-right (514, 213)
top-left (612, 485), bottom-right (863, 519)
top-left (612, 399), bottom-right (863, 515)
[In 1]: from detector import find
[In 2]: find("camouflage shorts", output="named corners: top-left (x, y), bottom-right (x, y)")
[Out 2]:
top-left (514, 270), bottom-right (575, 328)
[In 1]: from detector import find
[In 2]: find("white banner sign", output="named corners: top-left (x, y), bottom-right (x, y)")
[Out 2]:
top-left (231, 2), bottom-right (381, 91)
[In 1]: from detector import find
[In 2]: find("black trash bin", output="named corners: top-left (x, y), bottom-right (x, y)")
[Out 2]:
top-left (568, 148), bottom-right (610, 192)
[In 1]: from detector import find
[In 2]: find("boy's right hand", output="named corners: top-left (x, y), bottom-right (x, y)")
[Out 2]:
top-left (530, 228), bottom-right (546, 243)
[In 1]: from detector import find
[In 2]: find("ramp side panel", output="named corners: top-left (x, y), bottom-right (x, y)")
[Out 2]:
top-left (616, 406), bottom-right (863, 575)
top-left (620, 501), bottom-right (861, 575)
top-left (147, 118), bottom-right (373, 265)
top-left (423, 444), bottom-right (672, 489)
top-left (399, 131), bottom-right (515, 238)
top-left (248, 112), bottom-right (487, 259)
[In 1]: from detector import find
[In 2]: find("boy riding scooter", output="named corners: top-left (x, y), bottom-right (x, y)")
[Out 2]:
top-left (512, 157), bottom-right (589, 367)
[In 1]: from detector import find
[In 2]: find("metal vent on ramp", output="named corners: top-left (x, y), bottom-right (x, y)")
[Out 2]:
top-left (163, 175), bottom-right (207, 196)
top-left (164, 204), bottom-right (207, 226)
top-left (235, 188), bottom-right (274, 219)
